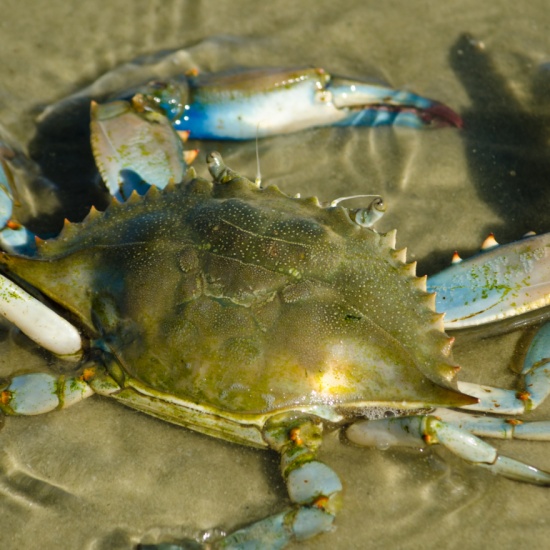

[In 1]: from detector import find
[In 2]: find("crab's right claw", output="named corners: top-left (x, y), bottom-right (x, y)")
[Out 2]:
top-left (427, 232), bottom-right (550, 329)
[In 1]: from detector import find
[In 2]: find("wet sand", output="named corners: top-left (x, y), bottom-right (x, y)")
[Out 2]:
top-left (0, 1), bottom-right (550, 548)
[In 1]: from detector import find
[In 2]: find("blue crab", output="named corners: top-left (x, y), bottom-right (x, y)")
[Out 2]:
top-left (0, 65), bottom-right (550, 549)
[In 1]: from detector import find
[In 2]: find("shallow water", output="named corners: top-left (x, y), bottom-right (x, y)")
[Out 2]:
top-left (1, 1), bottom-right (550, 548)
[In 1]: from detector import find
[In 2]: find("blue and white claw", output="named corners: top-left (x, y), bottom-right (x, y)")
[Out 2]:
top-left (0, 272), bottom-right (82, 359)
top-left (90, 68), bottom-right (462, 196)
top-left (135, 67), bottom-right (463, 140)
top-left (427, 231), bottom-right (550, 413)
top-left (427, 232), bottom-right (550, 330)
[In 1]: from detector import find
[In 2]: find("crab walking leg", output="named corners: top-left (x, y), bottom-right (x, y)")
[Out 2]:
top-left (0, 372), bottom-right (94, 415)
top-left (433, 409), bottom-right (550, 441)
top-left (0, 272), bottom-right (83, 359)
top-left (0, 365), bottom-right (123, 416)
top-left (143, 417), bottom-right (341, 550)
top-left (214, 418), bottom-right (341, 550)
top-left (347, 415), bottom-right (550, 485)
top-left (522, 321), bottom-right (550, 410)
top-left (449, 357), bottom-right (550, 415)
top-left (454, 381), bottom-right (528, 415)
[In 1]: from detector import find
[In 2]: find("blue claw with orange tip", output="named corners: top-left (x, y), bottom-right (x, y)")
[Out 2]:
top-left (133, 67), bottom-right (462, 140)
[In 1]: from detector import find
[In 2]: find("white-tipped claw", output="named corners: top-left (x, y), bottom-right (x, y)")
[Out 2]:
top-left (0, 273), bottom-right (82, 359)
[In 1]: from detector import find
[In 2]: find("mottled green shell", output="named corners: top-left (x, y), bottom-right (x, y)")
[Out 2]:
top-left (2, 172), bottom-right (475, 419)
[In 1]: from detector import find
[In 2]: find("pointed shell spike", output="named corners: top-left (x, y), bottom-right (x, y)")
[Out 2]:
top-left (126, 190), bottom-right (142, 204)
top-left (145, 184), bottom-right (161, 198)
top-left (381, 229), bottom-right (397, 249)
top-left (481, 233), bottom-right (499, 250)
top-left (392, 248), bottom-right (407, 263)
top-left (177, 130), bottom-right (191, 143)
top-left (87, 205), bottom-right (100, 218)
top-left (441, 336), bottom-right (455, 357)
top-left (163, 181), bottom-right (177, 193)
top-left (414, 274), bottom-right (428, 292)
top-left (183, 149), bottom-right (199, 166)
top-left (423, 292), bottom-right (437, 311)
top-left (451, 251), bottom-right (462, 264)
top-left (402, 260), bottom-right (417, 277)
top-left (185, 166), bottom-right (197, 180)
top-left (431, 311), bottom-right (445, 331)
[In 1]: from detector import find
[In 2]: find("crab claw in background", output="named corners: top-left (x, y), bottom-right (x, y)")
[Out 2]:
top-left (139, 67), bottom-right (462, 140)
top-left (90, 99), bottom-right (190, 198)
top-left (0, 135), bottom-right (49, 255)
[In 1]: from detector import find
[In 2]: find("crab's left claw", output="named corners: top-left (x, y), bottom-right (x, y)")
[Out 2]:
top-left (90, 99), bottom-right (191, 198)
top-left (146, 67), bottom-right (462, 140)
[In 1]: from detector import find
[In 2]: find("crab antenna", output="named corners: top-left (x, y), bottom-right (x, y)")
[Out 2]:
top-left (255, 122), bottom-right (262, 187)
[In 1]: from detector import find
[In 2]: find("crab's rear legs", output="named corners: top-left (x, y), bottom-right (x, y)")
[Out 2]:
top-left (143, 417), bottom-right (341, 550)
top-left (347, 414), bottom-right (550, 485)
top-left (218, 418), bottom-right (341, 550)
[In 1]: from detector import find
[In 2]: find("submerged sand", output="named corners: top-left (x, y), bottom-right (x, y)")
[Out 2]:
top-left (0, 1), bottom-right (550, 548)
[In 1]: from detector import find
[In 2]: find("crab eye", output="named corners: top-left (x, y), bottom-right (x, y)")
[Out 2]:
top-left (329, 194), bottom-right (386, 228)
top-left (206, 151), bottom-right (225, 180)
top-left (351, 197), bottom-right (386, 228)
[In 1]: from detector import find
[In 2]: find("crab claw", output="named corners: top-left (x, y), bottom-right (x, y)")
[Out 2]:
top-left (0, 136), bottom-right (43, 255)
top-left (90, 99), bottom-right (190, 198)
top-left (141, 67), bottom-right (462, 140)
top-left (427, 232), bottom-right (550, 329)
top-left (326, 75), bottom-right (463, 129)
